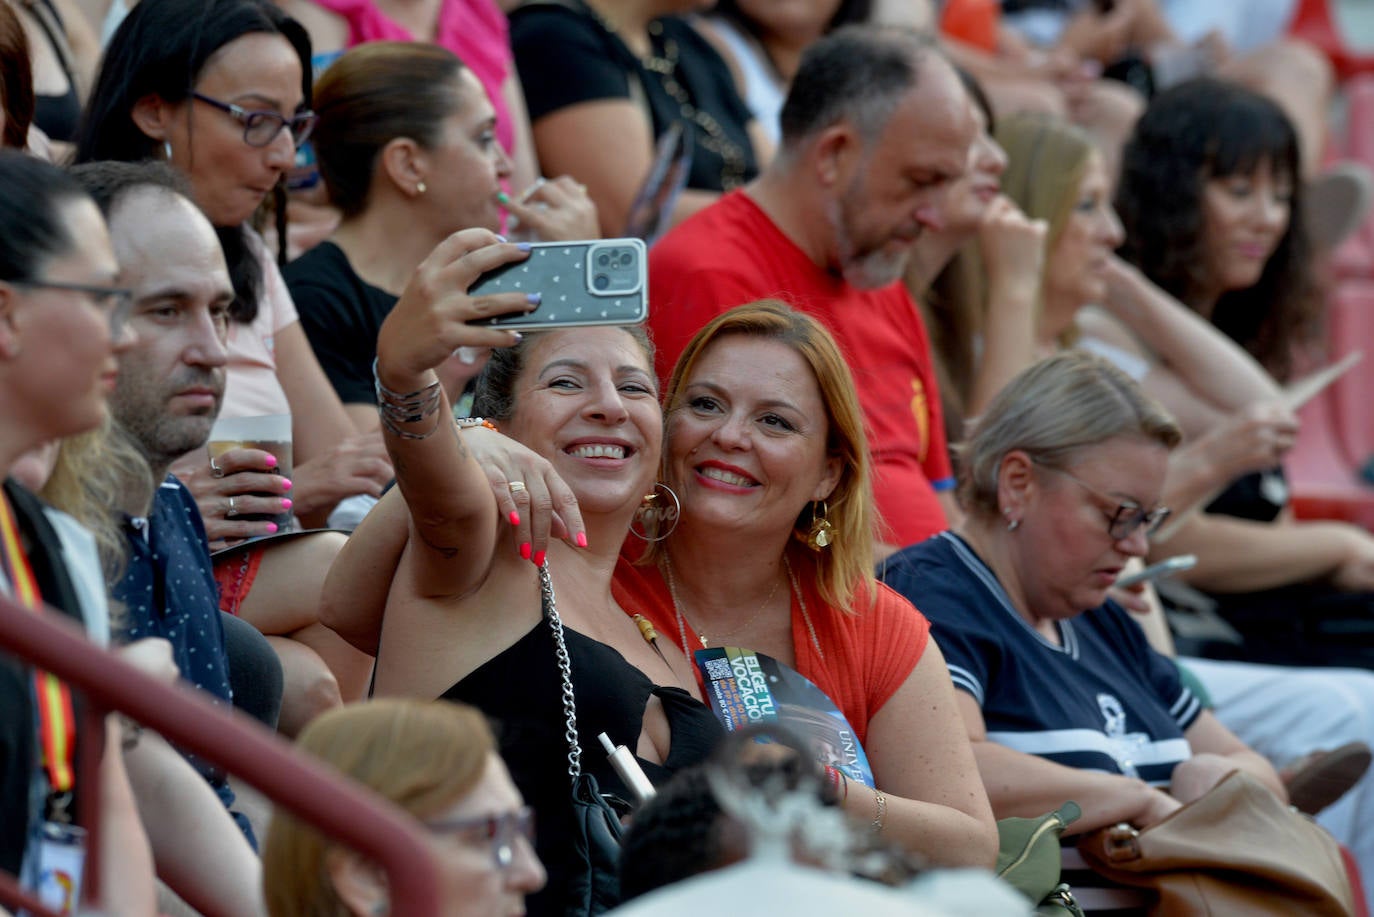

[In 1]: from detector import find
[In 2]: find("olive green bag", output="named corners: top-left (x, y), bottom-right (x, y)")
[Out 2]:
top-left (996, 802), bottom-right (1086, 917)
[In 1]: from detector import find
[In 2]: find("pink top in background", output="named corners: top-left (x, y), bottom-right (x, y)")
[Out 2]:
top-left (309, 0), bottom-right (515, 154)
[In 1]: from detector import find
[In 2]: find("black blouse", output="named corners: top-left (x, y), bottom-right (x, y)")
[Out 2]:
top-left (511, 0), bottom-right (760, 195)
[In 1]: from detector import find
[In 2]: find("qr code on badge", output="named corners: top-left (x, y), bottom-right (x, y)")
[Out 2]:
top-left (703, 657), bottom-right (732, 681)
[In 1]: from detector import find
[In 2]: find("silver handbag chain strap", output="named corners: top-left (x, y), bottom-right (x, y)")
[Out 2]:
top-left (540, 563), bottom-right (584, 782)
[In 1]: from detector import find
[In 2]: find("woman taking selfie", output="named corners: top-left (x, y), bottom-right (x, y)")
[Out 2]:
top-left (326, 227), bottom-right (720, 915)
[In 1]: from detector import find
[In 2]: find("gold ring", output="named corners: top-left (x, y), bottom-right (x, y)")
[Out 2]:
top-left (226, 496), bottom-right (238, 518)
top-left (509, 481), bottom-right (527, 494)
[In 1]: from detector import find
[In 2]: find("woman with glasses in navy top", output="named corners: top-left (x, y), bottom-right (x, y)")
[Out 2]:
top-left (879, 352), bottom-right (1287, 847)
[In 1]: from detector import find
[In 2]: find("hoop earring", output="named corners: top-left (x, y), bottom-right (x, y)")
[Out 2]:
top-left (629, 482), bottom-right (680, 542)
top-left (805, 500), bottom-right (835, 551)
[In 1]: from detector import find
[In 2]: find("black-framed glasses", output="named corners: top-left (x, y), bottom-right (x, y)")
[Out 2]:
top-left (9, 279), bottom-right (135, 337)
top-left (191, 92), bottom-right (317, 149)
top-left (1038, 463), bottom-right (1170, 541)
top-left (426, 806), bottom-right (535, 871)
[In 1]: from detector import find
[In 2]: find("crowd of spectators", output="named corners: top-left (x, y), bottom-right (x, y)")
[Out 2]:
top-left (2, 0), bottom-right (1374, 914)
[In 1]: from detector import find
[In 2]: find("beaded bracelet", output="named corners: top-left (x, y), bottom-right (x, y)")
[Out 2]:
top-left (455, 417), bottom-right (499, 433)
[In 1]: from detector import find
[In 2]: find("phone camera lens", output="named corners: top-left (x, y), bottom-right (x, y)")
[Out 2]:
top-left (618, 253), bottom-right (633, 267)
top-left (594, 274), bottom-right (610, 290)
top-left (597, 253), bottom-right (610, 267)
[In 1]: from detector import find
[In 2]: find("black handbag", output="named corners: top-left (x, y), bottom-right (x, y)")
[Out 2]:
top-left (540, 565), bottom-right (626, 916)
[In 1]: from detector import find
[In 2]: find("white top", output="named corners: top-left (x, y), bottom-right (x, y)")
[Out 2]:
top-left (703, 15), bottom-right (786, 147)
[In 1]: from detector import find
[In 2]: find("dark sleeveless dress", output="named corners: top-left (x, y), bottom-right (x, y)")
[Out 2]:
top-left (1187, 469), bottom-right (1374, 669)
top-left (442, 620), bottom-right (722, 917)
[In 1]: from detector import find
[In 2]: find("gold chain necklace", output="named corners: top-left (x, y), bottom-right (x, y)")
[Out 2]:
top-left (665, 556), bottom-right (824, 661)
top-left (663, 555), bottom-right (779, 648)
top-left (586, 7), bottom-right (748, 190)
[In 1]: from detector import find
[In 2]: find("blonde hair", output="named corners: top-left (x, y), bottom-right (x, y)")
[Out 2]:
top-left (262, 700), bottom-right (495, 917)
top-left (655, 300), bottom-right (877, 612)
top-left (41, 420), bottom-right (150, 586)
top-left (957, 351), bottom-right (1181, 517)
top-left (996, 111), bottom-right (1097, 345)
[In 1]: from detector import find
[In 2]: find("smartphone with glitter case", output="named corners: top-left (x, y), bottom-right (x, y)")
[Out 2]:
top-left (470, 238), bottom-right (648, 329)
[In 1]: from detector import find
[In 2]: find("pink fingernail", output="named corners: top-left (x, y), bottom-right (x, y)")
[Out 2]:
top-left (264, 454), bottom-right (277, 468)
top-left (266, 522), bottom-right (279, 534)
top-left (519, 542), bottom-right (531, 560)
top-left (281, 498), bottom-right (293, 511)
top-left (532, 550), bottom-right (546, 567)
top-left (509, 510), bottom-right (521, 526)
top-left (281, 478), bottom-right (293, 491)
top-left (575, 532), bottom-right (587, 548)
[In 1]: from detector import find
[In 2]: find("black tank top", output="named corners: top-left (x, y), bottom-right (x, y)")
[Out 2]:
top-left (442, 619), bottom-right (722, 917)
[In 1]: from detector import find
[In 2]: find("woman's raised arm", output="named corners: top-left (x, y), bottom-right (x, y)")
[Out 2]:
top-left (372, 229), bottom-right (532, 597)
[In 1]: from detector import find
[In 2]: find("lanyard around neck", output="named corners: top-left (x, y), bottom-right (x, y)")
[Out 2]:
top-left (0, 494), bottom-right (76, 802)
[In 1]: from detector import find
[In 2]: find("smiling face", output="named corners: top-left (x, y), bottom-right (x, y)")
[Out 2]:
top-left (825, 56), bottom-right (976, 289)
top-left (1014, 436), bottom-right (1167, 622)
top-left (500, 328), bottom-right (661, 516)
top-left (108, 187), bottom-right (234, 469)
top-left (667, 334), bottom-right (841, 545)
top-left (1199, 157), bottom-right (1292, 299)
top-left (140, 32), bottom-right (306, 227)
top-left (1042, 150), bottom-right (1123, 325)
top-left (420, 68), bottom-right (512, 236)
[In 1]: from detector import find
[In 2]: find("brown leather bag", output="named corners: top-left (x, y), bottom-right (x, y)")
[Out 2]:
top-left (1077, 770), bottom-right (1356, 916)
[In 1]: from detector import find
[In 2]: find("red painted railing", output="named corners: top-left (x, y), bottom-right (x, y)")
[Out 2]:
top-left (0, 597), bottom-right (444, 915)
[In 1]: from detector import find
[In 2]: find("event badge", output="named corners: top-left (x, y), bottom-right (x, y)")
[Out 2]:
top-left (36, 820), bottom-right (85, 915)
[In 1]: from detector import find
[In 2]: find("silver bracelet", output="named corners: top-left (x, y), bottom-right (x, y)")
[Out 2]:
top-left (374, 359), bottom-right (443, 439)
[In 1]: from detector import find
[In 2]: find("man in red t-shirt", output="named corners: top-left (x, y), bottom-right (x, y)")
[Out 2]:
top-left (649, 27), bottom-right (977, 554)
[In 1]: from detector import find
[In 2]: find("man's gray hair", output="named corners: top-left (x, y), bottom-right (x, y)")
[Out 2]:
top-left (778, 25), bottom-right (936, 148)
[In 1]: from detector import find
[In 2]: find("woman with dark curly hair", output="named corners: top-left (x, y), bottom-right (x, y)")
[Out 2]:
top-left (1097, 79), bottom-right (1374, 674)
top-left (1115, 77), bottom-right (1320, 383)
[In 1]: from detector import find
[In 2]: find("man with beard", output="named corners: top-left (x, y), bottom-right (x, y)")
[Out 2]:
top-left (70, 161), bottom-right (271, 846)
top-left (648, 26), bottom-right (976, 555)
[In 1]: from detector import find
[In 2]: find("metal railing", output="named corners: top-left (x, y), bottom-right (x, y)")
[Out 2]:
top-left (0, 597), bottom-right (444, 915)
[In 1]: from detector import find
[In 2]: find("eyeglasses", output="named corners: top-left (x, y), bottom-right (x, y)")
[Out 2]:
top-left (191, 92), bottom-right (317, 149)
top-left (1037, 463), bottom-right (1170, 541)
top-left (426, 806), bottom-right (535, 871)
top-left (10, 279), bottom-right (135, 337)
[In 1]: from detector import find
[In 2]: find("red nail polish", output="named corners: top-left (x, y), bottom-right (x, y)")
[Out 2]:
top-left (281, 498), bottom-right (293, 511)
top-left (575, 532), bottom-right (588, 548)
top-left (533, 550), bottom-right (546, 567)
top-left (520, 542), bottom-right (531, 560)
top-left (281, 478), bottom-right (293, 491)
top-left (266, 522), bottom-right (278, 534)
top-left (509, 510), bottom-right (521, 526)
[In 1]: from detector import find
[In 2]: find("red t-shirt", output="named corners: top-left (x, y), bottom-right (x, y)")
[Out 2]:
top-left (613, 551), bottom-right (931, 748)
top-left (648, 190), bottom-right (954, 547)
